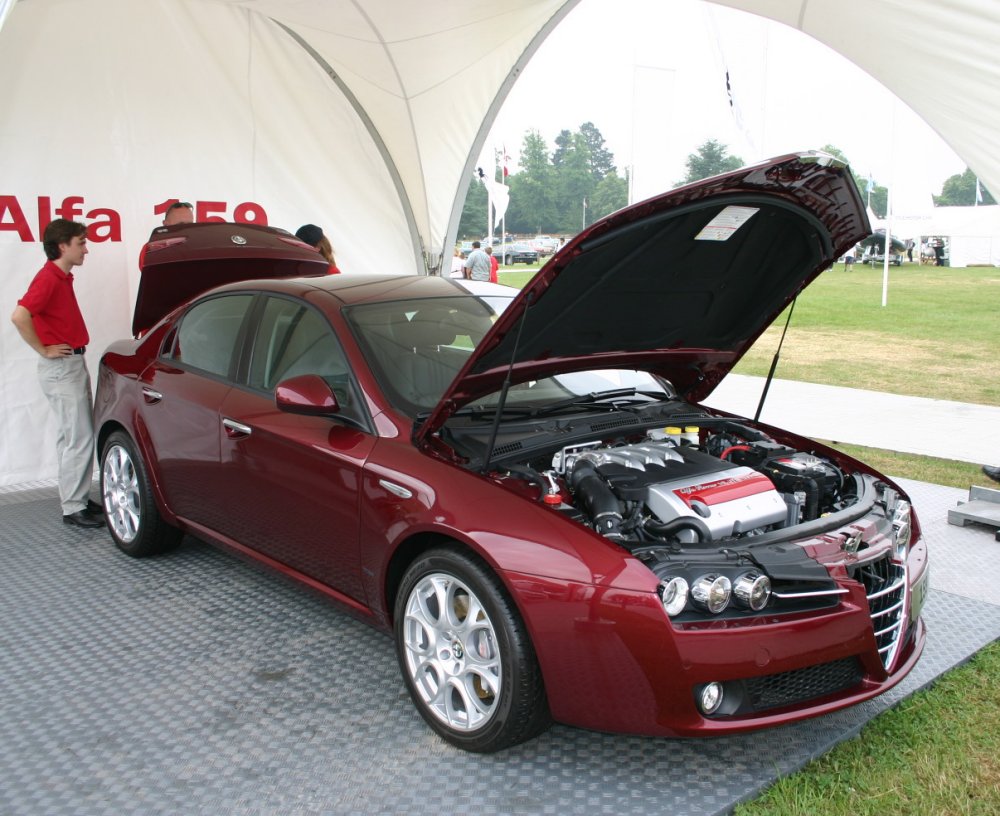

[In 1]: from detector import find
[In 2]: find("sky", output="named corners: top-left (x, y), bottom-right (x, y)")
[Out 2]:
top-left (483, 0), bottom-right (966, 213)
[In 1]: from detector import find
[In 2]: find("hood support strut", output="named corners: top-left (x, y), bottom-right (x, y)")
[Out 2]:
top-left (754, 296), bottom-right (797, 422)
top-left (480, 291), bottom-right (535, 474)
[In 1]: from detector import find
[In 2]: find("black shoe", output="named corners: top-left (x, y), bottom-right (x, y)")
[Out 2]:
top-left (983, 465), bottom-right (1000, 484)
top-left (63, 510), bottom-right (104, 529)
top-left (86, 499), bottom-right (104, 515)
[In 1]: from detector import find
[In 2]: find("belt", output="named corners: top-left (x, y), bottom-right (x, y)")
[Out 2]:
top-left (72, 346), bottom-right (86, 355)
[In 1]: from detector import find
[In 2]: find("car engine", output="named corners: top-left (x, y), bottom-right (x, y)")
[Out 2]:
top-left (519, 423), bottom-right (853, 550)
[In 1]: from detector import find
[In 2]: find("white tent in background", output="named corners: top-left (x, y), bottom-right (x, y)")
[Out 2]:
top-left (924, 206), bottom-right (1000, 267)
top-left (3, 0), bottom-right (1000, 486)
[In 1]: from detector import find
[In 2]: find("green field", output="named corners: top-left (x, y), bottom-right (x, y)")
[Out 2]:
top-left (501, 263), bottom-right (1000, 405)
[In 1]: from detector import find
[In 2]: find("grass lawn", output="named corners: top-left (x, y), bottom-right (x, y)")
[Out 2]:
top-left (735, 263), bottom-right (1000, 406)
top-left (500, 263), bottom-right (1000, 405)
top-left (497, 261), bottom-right (1000, 814)
top-left (734, 640), bottom-right (1000, 816)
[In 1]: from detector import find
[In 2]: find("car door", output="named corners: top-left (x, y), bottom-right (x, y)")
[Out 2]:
top-left (212, 295), bottom-right (374, 602)
top-left (137, 293), bottom-right (254, 523)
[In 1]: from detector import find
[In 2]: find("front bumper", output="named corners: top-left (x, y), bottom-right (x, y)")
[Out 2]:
top-left (509, 536), bottom-right (928, 737)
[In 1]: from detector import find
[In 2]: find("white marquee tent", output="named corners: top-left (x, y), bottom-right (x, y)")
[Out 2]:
top-left (868, 203), bottom-right (1000, 268)
top-left (2, 0), bottom-right (1000, 486)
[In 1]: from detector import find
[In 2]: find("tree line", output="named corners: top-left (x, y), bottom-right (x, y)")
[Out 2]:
top-left (458, 130), bottom-right (993, 240)
top-left (458, 122), bottom-right (627, 237)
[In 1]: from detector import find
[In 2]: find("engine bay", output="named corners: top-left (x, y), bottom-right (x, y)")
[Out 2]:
top-left (484, 417), bottom-right (873, 555)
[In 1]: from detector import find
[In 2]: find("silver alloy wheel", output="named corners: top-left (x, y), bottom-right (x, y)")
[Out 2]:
top-left (402, 572), bottom-right (502, 732)
top-left (102, 443), bottom-right (141, 544)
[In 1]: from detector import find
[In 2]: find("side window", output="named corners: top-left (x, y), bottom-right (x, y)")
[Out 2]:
top-left (170, 294), bottom-right (254, 378)
top-left (247, 297), bottom-right (360, 420)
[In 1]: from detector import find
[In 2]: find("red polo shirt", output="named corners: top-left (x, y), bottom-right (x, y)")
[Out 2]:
top-left (17, 260), bottom-right (90, 348)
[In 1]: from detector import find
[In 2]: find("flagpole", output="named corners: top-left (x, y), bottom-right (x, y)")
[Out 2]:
top-left (881, 103), bottom-right (897, 308)
top-left (486, 177), bottom-right (493, 247)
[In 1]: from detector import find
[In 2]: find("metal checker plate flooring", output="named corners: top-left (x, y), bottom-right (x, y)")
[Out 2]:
top-left (1, 478), bottom-right (998, 816)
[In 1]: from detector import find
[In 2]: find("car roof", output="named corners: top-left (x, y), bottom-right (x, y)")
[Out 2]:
top-left (209, 273), bottom-right (491, 307)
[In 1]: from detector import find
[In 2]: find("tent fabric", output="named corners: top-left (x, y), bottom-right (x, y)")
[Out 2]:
top-left (920, 206), bottom-right (1000, 268)
top-left (2, 0), bottom-right (1000, 487)
top-left (870, 205), bottom-right (1000, 268)
top-left (712, 0), bottom-right (1000, 205)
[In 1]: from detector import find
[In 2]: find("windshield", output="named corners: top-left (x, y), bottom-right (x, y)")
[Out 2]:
top-left (345, 294), bottom-right (671, 417)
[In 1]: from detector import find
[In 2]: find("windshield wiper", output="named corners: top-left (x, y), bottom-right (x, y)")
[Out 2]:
top-left (526, 388), bottom-right (668, 417)
top-left (448, 404), bottom-right (534, 419)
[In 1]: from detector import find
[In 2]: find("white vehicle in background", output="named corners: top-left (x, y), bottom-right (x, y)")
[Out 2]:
top-left (531, 235), bottom-right (561, 256)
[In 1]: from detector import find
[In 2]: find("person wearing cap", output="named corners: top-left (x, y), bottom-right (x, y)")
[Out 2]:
top-left (295, 223), bottom-right (341, 274)
top-left (10, 218), bottom-right (103, 529)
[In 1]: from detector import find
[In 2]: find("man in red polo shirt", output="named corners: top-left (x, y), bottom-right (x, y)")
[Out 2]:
top-left (11, 218), bottom-right (103, 529)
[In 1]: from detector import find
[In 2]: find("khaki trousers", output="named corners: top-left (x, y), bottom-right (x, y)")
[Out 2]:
top-left (37, 355), bottom-right (95, 515)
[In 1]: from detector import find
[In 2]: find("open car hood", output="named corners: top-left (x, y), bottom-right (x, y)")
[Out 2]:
top-left (416, 152), bottom-right (869, 445)
top-left (133, 222), bottom-right (328, 335)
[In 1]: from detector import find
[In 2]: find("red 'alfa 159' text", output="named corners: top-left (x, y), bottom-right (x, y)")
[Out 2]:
top-left (0, 195), bottom-right (269, 242)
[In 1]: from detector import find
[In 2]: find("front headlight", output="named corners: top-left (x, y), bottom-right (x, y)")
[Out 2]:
top-left (659, 576), bottom-right (689, 617)
top-left (733, 571), bottom-right (771, 611)
top-left (691, 574), bottom-right (732, 614)
top-left (892, 499), bottom-right (912, 559)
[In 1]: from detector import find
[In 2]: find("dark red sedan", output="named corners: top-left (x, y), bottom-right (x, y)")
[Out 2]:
top-left (94, 153), bottom-right (927, 752)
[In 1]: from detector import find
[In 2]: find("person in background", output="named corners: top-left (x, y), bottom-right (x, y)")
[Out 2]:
top-left (931, 237), bottom-right (945, 266)
top-left (295, 224), bottom-right (341, 274)
top-left (139, 200), bottom-right (195, 271)
top-left (843, 244), bottom-right (857, 271)
top-left (163, 201), bottom-right (194, 226)
top-left (484, 244), bottom-right (499, 283)
top-left (10, 219), bottom-right (103, 529)
top-left (463, 240), bottom-right (490, 281)
top-left (449, 247), bottom-right (465, 278)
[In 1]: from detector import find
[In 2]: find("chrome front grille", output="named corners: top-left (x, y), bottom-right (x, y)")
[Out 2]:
top-left (857, 554), bottom-right (907, 669)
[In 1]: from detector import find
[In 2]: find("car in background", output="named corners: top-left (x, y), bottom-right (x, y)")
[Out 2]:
top-left (530, 235), bottom-right (561, 256)
top-left (93, 153), bottom-right (926, 753)
top-left (862, 247), bottom-right (903, 266)
top-left (493, 242), bottom-right (538, 265)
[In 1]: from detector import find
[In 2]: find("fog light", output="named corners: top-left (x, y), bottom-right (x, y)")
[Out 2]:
top-left (659, 577), bottom-right (689, 617)
top-left (691, 574), bottom-right (732, 613)
top-left (892, 500), bottom-right (912, 559)
top-left (733, 571), bottom-right (772, 611)
top-left (698, 682), bottom-right (724, 715)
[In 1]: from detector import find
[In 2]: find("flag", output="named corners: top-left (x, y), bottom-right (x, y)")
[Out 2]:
top-left (724, 69), bottom-right (755, 153)
top-left (705, 6), bottom-right (756, 155)
top-left (976, 177), bottom-right (983, 204)
top-left (486, 178), bottom-right (510, 222)
top-left (502, 145), bottom-right (510, 179)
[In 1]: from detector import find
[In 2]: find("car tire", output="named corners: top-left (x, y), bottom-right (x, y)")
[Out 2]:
top-left (101, 430), bottom-right (181, 557)
top-left (394, 546), bottom-right (550, 752)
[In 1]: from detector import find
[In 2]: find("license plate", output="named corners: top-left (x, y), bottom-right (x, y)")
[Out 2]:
top-left (909, 563), bottom-right (930, 624)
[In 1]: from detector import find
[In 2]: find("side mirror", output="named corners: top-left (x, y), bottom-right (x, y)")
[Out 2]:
top-left (275, 374), bottom-right (339, 416)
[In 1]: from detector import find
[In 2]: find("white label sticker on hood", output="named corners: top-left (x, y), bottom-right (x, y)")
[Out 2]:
top-left (694, 205), bottom-right (759, 241)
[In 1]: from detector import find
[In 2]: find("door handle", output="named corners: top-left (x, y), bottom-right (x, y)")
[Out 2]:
top-left (222, 417), bottom-right (252, 438)
top-left (141, 386), bottom-right (163, 404)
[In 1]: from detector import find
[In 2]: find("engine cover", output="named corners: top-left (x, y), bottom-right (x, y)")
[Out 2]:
top-left (560, 439), bottom-right (788, 541)
top-left (647, 467), bottom-right (788, 540)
